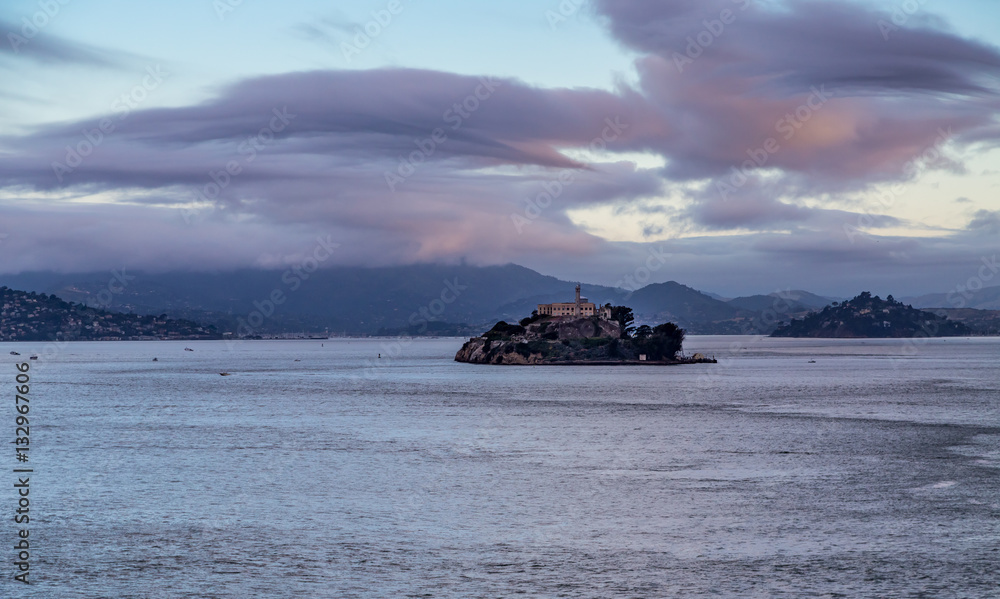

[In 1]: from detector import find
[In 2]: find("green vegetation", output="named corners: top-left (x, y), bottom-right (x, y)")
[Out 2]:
top-left (519, 310), bottom-right (542, 327)
top-left (0, 286), bottom-right (220, 341)
top-left (771, 292), bottom-right (973, 338)
top-left (484, 321), bottom-right (527, 340)
top-left (634, 322), bottom-right (686, 361)
top-left (608, 305), bottom-right (635, 338)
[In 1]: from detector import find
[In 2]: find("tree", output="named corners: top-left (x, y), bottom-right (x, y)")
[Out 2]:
top-left (634, 324), bottom-right (653, 339)
top-left (636, 322), bottom-right (685, 361)
top-left (609, 306), bottom-right (635, 338)
top-left (519, 310), bottom-right (541, 327)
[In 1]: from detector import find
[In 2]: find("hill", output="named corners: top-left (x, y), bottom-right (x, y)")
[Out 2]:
top-left (771, 292), bottom-right (973, 338)
top-left (0, 267), bottom-right (738, 335)
top-left (0, 265), bottom-right (591, 336)
top-left (7, 266), bottom-right (962, 337)
top-left (902, 284), bottom-right (1000, 310)
top-left (0, 287), bottom-right (220, 341)
top-left (927, 308), bottom-right (1000, 336)
top-left (625, 282), bottom-right (753, 333)
top-left (727, 290), bottom-right (834, 312)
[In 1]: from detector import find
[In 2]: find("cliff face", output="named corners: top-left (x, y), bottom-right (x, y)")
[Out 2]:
top-left (454, 317), bottom-right (623, 364)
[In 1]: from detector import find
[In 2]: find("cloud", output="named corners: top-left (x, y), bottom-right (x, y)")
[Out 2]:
top-left (593, 0), bottom-right (1000, 188)
top-left (0, 19), bottom-right (129, 68)
top-left (968, 209), bottom-right (1000, 234)
top-left (2, 0), bottom-right (1000, 295)
top-left (0, 68), bottom-right (661, 270)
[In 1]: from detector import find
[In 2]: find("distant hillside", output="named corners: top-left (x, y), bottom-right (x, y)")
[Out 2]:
top-left (0, 265), bottom-right (613, 336)
top-left (3, 265), bottom-right (931, 337)
top-left (903, 285), bottom-right (1000, 310)
top-left (771, 292), bottom-right (973, 338)
top-left (626, 282), bottom-right (757, 333)
top-left (928, 308), bottom-right (1000, 336)
top-left (727, 290), bottom-right (834, 312)
top-left (0, 268), bottom-right (745, 335)
top-left (0, 287), bottom-right (220, 341)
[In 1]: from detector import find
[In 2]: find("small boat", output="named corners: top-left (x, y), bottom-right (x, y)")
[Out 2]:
top-left (184, 347), bottom-right (194, 352)
top-left (29, 355), bottom-right (38, 360)
top-left (152, 358), bottom-right (159, 362)
top-left (219, 372), bottom-right (231, 376)
top-left (9, 351), bottom-right (19, 355)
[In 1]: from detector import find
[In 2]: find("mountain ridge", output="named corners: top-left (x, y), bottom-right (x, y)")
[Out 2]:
top-left (1, 266), bottom-right (997, 336)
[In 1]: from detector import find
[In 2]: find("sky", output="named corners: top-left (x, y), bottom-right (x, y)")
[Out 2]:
top-left (0, 0), bottom-right (998, 296)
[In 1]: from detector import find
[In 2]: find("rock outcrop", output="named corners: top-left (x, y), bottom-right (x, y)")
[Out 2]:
top-left (455, 316), bottom-right (715, 366)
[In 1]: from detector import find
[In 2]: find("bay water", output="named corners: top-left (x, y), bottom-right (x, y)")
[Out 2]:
top-left (2, 336), bottom-right (998, 598)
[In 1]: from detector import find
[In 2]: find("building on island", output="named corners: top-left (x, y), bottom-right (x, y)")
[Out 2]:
top-left (537, 285), bottom-right (613, 320)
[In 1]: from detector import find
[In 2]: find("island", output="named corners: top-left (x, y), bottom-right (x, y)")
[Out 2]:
top-left (455, 285), bottom-right (716, 365)
top-left (770, 291), bottom-right (973, 338)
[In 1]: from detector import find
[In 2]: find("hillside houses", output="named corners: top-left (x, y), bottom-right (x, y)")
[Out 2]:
top-left (0, 287), bottom-right (219, 341)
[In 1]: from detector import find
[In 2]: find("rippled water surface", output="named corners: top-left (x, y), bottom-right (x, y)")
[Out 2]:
top-left (2, 336), bottom-right (998, 598)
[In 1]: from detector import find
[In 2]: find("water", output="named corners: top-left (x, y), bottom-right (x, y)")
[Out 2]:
top-left (2, 336), bottom-right (998, 598)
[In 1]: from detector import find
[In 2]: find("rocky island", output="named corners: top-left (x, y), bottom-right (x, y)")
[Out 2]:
top-left (455, 285), bottom-right (716, 365)
top-left (770, 292), bottom-right (973, 338)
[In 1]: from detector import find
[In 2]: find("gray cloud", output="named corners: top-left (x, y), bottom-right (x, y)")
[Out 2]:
top-left (968, 209), bottom-right (1000, 234)
top-left (0, 19), bottom-right (129, 68)
top-left (2, 1), bottom-right (1000, 295)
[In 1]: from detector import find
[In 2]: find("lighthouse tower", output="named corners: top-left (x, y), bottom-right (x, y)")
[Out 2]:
top-left (575, 284), bottom-right (582, 317)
